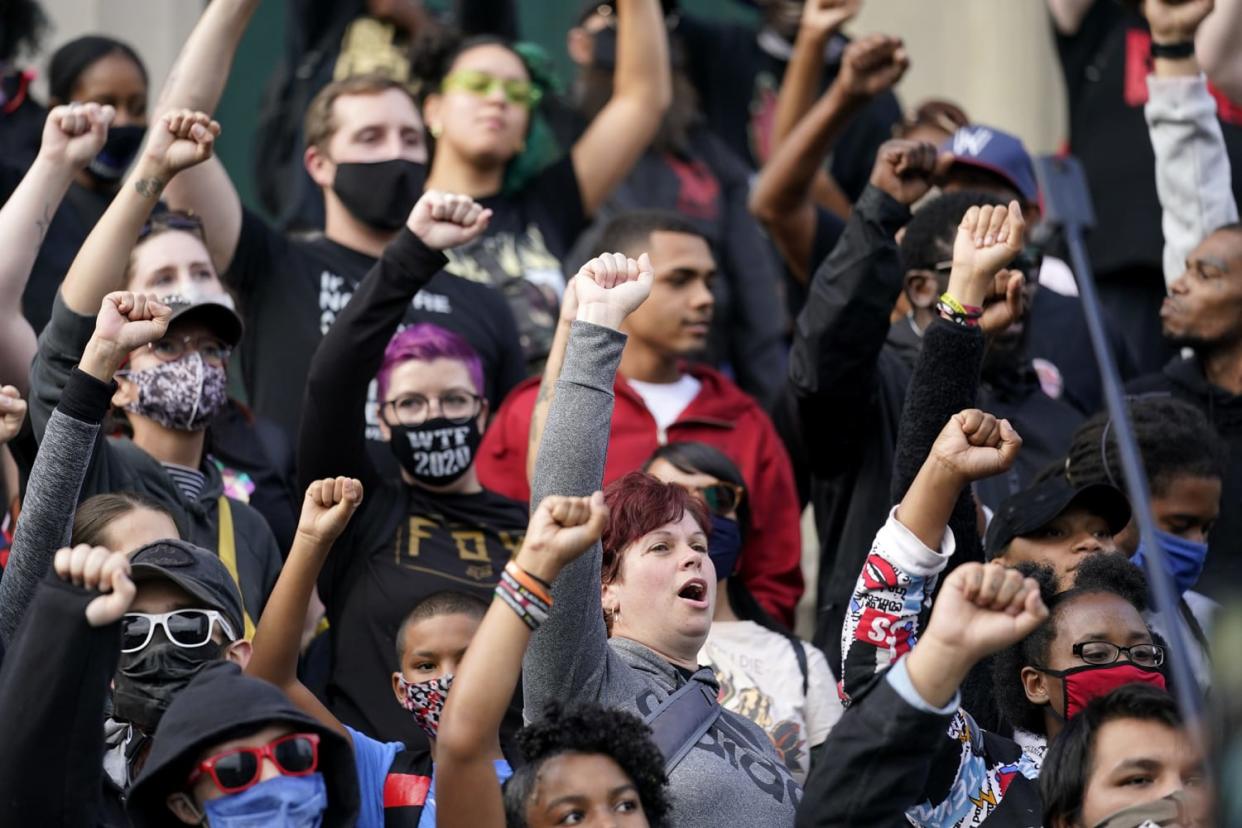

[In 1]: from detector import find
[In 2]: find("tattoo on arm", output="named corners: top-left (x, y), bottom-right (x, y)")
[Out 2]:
top-left (133, 177), bottom-right (166, 199)
top-left (35, 202), bottom-right (53, 244)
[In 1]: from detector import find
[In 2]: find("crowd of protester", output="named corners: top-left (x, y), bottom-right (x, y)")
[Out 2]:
top-left (0, 0), bottom-right (1240, 824)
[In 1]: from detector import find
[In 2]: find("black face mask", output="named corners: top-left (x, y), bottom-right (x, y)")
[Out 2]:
top-left (332, 158), bottom-right (427, 231)
top-left (88, 123), bottom-right (146, 182)
top-left (389, 416), bottom-right (482, 487)
top-left (112, 637), bottom-right (222, 733)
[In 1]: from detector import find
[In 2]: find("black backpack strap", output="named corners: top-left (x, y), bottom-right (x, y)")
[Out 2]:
top-left (643, 667), bottom-right (723, 774)
top-left (382, 749), bottom-right (433, 828)
top-left (788, 634), bottom-right (809, 696)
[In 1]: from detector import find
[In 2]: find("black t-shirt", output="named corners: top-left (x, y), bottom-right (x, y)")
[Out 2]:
top-left (225, 211), bottom-right (527, 442)
top-left (1056, 0), bottom-right (1242, 277)
top-left (0, 168), bottom-right (110, 334)
top-left (678, 17), bottom-right (901, 200)
top-left (318, 480), bottom-right (527, 747)
top-left (440, 155), bottom-right (588, 369)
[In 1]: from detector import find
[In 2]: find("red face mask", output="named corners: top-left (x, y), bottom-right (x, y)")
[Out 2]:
top-left (1042, 662), bottom-right (1167, 719)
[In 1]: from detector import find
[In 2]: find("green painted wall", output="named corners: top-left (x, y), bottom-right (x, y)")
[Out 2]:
top-left (214, 0), bottom-right (759, 217)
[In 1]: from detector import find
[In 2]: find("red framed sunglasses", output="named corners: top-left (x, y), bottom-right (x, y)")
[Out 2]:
top-left (188, 732), bottom-right (320, 794)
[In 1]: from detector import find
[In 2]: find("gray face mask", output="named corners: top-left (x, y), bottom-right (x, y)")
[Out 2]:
top-left (1091, 790), bottom-right (1189, 828)
top-left (121, 352), bottom-right (228, 432)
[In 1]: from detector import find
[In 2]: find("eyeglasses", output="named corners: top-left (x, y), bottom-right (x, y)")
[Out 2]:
top-left (696, 482), bottom-right (745, 516)
top-left (146, 334), bottom-right (232, 368)
top-left (138, 211), bottom-right (204, 242)
top-left (188, 733), bottom-right (320, 794)
top-left (441, 69), bottom-right (542, 108)
top-left (121, 609), bottom-right (238, 653)
top-left (1072, 641), bottom-right (1165, 668)
top-left (382, 391), bottom-right (482, 426)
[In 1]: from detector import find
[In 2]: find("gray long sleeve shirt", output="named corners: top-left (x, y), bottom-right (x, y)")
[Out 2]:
top-left (523, 321), bottom-right (801, 827)
top-left (0, 367), bottom-right (113, 645)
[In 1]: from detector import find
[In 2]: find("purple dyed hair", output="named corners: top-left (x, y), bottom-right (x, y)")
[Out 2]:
top-left (376, 323), bottom-right (485, 402)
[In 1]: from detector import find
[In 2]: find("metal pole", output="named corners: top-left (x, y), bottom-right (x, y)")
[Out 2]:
top-left (1060, 222), bottom-right (1204, 729)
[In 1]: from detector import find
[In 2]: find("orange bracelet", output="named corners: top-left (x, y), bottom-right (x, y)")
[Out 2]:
top-left (505, 560), bottom-right (553, 606)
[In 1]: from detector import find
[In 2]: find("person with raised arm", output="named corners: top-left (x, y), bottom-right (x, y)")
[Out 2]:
top-left (147, 0), bottom-right (522, 443)
top-left (436, 492), bottom-right (678, 828)
top-left (298, 189), bottom-right (530, 749)
top-left (0, 102), bottom-right (112, 394)
top-left (520, 243), bottom-right (801, 826)
top-left (28, 110), bottom-right (283, 630)
top-left (750, 33), bottom-right (908, 284)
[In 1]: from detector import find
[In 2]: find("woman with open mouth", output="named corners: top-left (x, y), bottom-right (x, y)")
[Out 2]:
top-left (520, 251), bottom-right (800, 828)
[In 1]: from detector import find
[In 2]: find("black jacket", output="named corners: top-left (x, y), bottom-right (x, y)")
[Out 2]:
top-left (29, 296), bottom-right (284, 625)
top-left (1129, 354), bottom-right (1242, 600)
top-left (786, 186), bottom-right (1085, 673)
top-left (0, 577), bottom-right (119, 827)
top-left (796, 671), bottom-right (1042, 828)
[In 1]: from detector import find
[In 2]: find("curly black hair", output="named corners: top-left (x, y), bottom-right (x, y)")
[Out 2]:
top-left (1064, 396), bottom-right (1226, 498)
top-left (899, 190), bottom-right (1006, 274)
top-left (0, 0), bottom-right (47, 62)
top-left (409, 27), bottom-right (525, 105)
top-left (993, 553), bottom-right (1151, 737)
top-left (503, 702), bottom-right (671, 828)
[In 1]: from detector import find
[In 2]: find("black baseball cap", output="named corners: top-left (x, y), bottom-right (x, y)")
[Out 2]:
top-left (161, 293), bottom-right (244, 349)
top-left (985, 475), bottom-right (1131, 557)
top-left (129, 539), bottom-right (245, 639)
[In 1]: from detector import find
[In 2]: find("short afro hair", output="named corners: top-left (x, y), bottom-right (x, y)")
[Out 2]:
top-left (1065, 396), bottom-right (1226, 497)
top-left (394, 590), bottom-right (488, 666)
top-left (899, 190), bottom-right (1007, 274)
top-left (993, 553), bottom-right (1151, 736)
top-left (504, 702), bottom-right (671, 827)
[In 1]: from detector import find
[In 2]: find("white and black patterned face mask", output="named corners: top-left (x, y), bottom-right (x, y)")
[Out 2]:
top-left (121, 352), bottom-right (228, 432)
top-left (396, 673), bottom-right (454, 739)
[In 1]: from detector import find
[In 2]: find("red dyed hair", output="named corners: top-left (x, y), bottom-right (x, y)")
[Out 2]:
top-left (601, 472), bottom-right (711, 587)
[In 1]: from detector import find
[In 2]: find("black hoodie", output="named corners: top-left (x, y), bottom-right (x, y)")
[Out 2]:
top-left (1129, 354), bottom-right (1242, 600)
top-left (127, 661), bottom-right (359, 828)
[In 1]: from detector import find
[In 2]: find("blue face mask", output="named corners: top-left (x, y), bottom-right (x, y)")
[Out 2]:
top-left (202, 773), bottom-right (327, 828)
top-left (708, 514), bottom-right (743, 580)
top-left (1131, 528), bottom-right (1209, 599)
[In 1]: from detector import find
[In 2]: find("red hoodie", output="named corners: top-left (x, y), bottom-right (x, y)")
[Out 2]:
top-left (479, 362), bottom-right (804, 626)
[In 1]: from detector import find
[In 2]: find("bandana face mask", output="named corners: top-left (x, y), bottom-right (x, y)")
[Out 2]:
top-left (121, 352), bottom-right (229, 432)
top-left (202, 773), bottom-right (328, 828)
top-left (396, 673), bottom-right (454, 739)
top-left (112, 637), bottom-right (223, 733)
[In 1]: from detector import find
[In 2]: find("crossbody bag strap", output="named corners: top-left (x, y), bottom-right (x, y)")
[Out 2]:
top-left (216, 496), bottom-right (257, 640)
top-left (643, 667), bottom-right (723, 774)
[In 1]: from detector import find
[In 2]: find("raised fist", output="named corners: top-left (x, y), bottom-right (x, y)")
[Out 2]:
top-left (837, 34), bottom-right (909, 100)
top-left (573, 251), bottom-right (654, 330)
top-left (799, 0), bottom-right (862, 38)
top-left (0, 386), bottom-right (27, 446)
top-left (1142, 0), bottom-right (1214, 44)
top-left (297, 477), bottom-right (364, 546)
top-left (407, 191), bottom-right (493, 251)
top-left (951, 201), bottom-right (1026, 281)
top-left (54, 544), bottom-right (136, 627)
top-left (929, 409), bottom-right (1023, 485)
top-left (921, 562), bottom-right (1048, 663)
top-left (40, 102), bottom-right (115, 169)
top-left (516, 492), bottom-right (610, 583)
top-left (92, 291), bottom-right (172, 356)
top-left (869, 139), bottom-right (953, 206)
top-left (141, 109), bottom-right (220, 183)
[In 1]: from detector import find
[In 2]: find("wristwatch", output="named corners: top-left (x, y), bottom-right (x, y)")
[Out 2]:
top-left (1150, 40), bottom-right (1195, 60)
